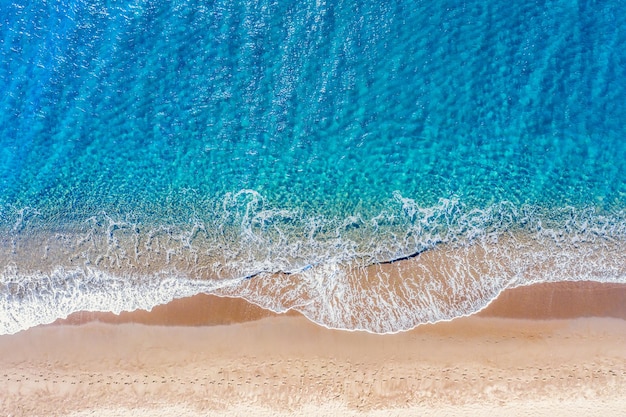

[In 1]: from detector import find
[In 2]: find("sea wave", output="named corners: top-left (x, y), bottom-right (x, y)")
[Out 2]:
top-left (1, 193), bottom-right (626, 334)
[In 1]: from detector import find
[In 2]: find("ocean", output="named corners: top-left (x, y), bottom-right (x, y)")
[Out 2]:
top-left (1, 0), bottom-right (626, 334)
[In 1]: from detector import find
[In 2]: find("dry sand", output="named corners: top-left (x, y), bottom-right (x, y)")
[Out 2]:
top-left (1, 282), bottom-right (626, 416)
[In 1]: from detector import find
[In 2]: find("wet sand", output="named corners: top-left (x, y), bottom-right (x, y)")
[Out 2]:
top-left (1, 281), bottom-right (626, 416)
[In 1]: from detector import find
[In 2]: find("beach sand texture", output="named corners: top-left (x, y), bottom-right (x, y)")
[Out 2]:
top-left (1, 282), bottom-right (626, 416)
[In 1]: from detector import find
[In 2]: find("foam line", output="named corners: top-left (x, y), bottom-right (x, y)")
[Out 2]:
top-left (2, 196), bottom-right (626, 334)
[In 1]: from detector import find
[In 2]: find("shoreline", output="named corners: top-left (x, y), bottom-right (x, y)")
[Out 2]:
top-left (54, 280), bottom-right (626, 327)
top-left (1, 281), bottom-right (625, 415)
top-left (4, 228), bottom-right (626, 334)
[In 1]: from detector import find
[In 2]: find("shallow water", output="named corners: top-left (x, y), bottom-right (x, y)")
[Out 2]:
top-left (1, 0), bottom-right (626, 334)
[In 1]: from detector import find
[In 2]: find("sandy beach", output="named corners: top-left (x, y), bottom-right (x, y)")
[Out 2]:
top-left (1, 281), bottom-right (626, 416)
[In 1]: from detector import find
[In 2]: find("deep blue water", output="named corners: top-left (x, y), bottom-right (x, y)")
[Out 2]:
top-left (1, 0), bottom-right (626, 333)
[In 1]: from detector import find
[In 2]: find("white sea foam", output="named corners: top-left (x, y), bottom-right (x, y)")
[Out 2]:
top-left (0, 266), bottom-right (242, 335)
top-left (1, 193), bottom-right (626, 334)
top-left (214, 234), bottom-right (626, 333)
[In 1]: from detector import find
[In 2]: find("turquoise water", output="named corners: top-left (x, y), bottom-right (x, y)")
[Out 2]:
top-left (1, 0), bottom-right (626, 333)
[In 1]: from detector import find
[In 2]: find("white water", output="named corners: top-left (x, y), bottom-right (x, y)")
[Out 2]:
top-left (2, 195), bottom-right (626, 335)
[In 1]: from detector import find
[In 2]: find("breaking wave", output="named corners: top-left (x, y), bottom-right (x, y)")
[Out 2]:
top-left (2, 191), bottom-right (626, 334)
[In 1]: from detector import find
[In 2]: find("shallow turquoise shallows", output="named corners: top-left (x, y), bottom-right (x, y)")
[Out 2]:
top-left (1, 0), bottom-right (626, 334)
